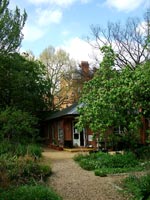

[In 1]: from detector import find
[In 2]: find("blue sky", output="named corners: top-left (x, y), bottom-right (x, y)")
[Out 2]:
top-left (10, 0), bottom-right (150, 63)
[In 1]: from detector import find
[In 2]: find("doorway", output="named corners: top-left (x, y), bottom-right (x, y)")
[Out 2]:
top-left (72, 121), bottom-right (85, 147)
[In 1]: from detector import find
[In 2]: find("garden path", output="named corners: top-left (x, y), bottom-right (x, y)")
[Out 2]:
top-left (43, 149), bottom-right (128, 200)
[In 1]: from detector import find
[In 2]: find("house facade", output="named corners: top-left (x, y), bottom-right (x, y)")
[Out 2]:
top-left (42, 103), bottom-right (150, 150)
top-left (43, 103), bottom-right (96, 148)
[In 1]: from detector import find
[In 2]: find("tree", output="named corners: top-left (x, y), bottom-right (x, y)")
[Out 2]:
top-left (0, 107), bottom-right (38, 143)
top-left (88, 9), bottom-right (150, 69)
top-left (77, 46), bottom-right (118, 133)
top-left (39, 46), bottom-right (76, 109)
top-left (0, 0), bottom-right (27, 54)
top-left (77, 46), bottom-right (150, 149)
top-left (0, 53), bottom-right (52, 114)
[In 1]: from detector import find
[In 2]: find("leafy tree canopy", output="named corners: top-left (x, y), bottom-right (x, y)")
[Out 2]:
top-left (0, 0), bottom-right (27, 54)
top-left (0, 107), bottom-right (38, 144)
top-left (77, 46), bottom-right (150, 141)
top-left (0, 53), bottom-right (52, 114)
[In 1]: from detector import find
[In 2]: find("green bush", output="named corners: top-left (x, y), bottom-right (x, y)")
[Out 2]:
top-left (94, 169), bottom-right (107, 177)
top-left (0, 107), bottom-right (38, 143)
top-left (74, 152), bottom-right (143, 175)
top-left (94, 167), bottom-right (144, 176)
top-left (75, 152), bottom-right (139, 168)
top-left (0, 141), bottom-right (42, 158)
top-left (8, 159), bottom-right (52, 185)
top-left (134, 146), bottom-right (150, 160)
top-left (27, 144), bottom-right (42, 158)
top-left (0, 140), bottom-right (27, 156)
top-left (123, 174), bottom-right (150, 199)
top-left (74, 153), bottom-right (88, 162)
top-left (0, 140), bottom-right (13, 154)
top-left (0, 185), bottom-right (62, 200)
top-left (79, 159), bottom-right (96, 170)
top-left (0, 155), bottom-right (52, 187)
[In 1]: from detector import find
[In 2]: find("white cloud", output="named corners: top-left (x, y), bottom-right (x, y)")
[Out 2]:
top-left (22, 24), bottom-right (45, 42)
top-left (36, 8), bottom-right (62, 26)
top-left (60, 37), bottom-right (100, 63)
top-left (28, 0), bottom-right (90, 6)
top-left (49, 0), bottom-right (76, 6)
top-left (81, 0), bottom-right (91, 3)
top-left (62, 30), bottom-right (70, 36)
top-left (137, 21), bottom-right (148, 36)
top-left (105, 0), bottom-right (144, 12)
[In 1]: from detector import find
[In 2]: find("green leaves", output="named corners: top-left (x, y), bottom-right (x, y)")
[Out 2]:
top-left (0, 53), bottom-right (52, 113)
top-left (0, 0), bottom-right (27, 54)
top-left (77, 46), bottom-right (150, 147)
top-left (0, 107), bottom-right (38, 143)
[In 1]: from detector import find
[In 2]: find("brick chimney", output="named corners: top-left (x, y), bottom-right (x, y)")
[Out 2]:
top-left (80, 61), bottom-right (89, 74)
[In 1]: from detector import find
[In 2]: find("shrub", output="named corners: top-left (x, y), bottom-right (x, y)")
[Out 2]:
top-left (123, 174), bottom-right (150, 199)
top-left (0, 185), bottom-right (62, 200)
top-left (27, 144), bottom-right (42, 158)
top-left (134, 146), bottom-right (150, 160)
top-left (0, 154), bottom-right (52, 188)
top-left (79, 159), bottom-right (96, 170)
top-left (75, 152), bottom-right (139, 168)
top-left (74, 153), bottom-right (88, 162)
top-left (0, 140), bottom-right (13, 154)
top-left (0, 107), bottom-right (38, 143)
top-left (74, 151), bottom-right (143, 175)
top-left (95, 169), bottom-right (107, 177)
top-left (8, 159), bottom-right (52, 185)
top-left (0, 141), bottom-right (42, 158)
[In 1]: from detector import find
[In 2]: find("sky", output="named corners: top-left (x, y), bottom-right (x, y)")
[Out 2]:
top-left (9, 0), bottom-right (150, 63)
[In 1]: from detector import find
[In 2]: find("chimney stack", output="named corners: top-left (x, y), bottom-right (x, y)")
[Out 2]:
top-left (80, 61), bottom-right (89, 74)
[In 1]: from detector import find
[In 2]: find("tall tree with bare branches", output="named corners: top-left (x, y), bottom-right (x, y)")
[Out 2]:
top-left (39, 46), bottom-right (77, 110)
top-left (88, 9), bottom-right (150, 69)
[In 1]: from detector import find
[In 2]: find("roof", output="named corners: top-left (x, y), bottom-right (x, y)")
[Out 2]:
top-left (46, 103), bottom-right (79, 120)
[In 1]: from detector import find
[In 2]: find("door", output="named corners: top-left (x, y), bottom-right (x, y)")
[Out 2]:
top-left (73, 121), bottom-right (85, 147)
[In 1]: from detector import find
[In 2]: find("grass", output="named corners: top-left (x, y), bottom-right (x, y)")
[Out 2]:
top-left (0, 185), bottom-right (62, 200)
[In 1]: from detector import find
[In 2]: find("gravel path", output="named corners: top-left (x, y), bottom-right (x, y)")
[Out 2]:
top-left (43, 149), bottom-right (128, 200)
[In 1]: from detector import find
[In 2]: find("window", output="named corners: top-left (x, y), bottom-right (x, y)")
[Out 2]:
top-left (74, 133), bottom-right (79, 139)
top-left (113, 126), bottom-right (123, 135)
top-left (57, 122), bottom-right (63, 141)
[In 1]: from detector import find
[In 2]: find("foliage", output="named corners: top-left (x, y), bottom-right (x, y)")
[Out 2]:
top-left (94, 169), bottom-right (107, 177)
top-left (94, 167), bottom-right (144, 176)
top-left (0, 0), bottom-right (27, 54)
top-left (77, 46), bottom-right (117, 133)
top-left (0, 141), bottom-right (42, 158)
top-left (74, 152), bottom-right (144, 175)
top-left (123, 174), bottom-right (150, 200)
top-left (0, 185), bottom-right (62, 200)
top-left (27, 144), bottom-right (42, 158)
top-left (0, 53), bottom-right (52, 113)
top-left (77, 45), bottom-right (150, 149)
top-left (0, 155), bottom-right (51, 187)
top-left (0, 107), bottom-right (38, 143)
top-left (134, 146), bottom-right (150, 160)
